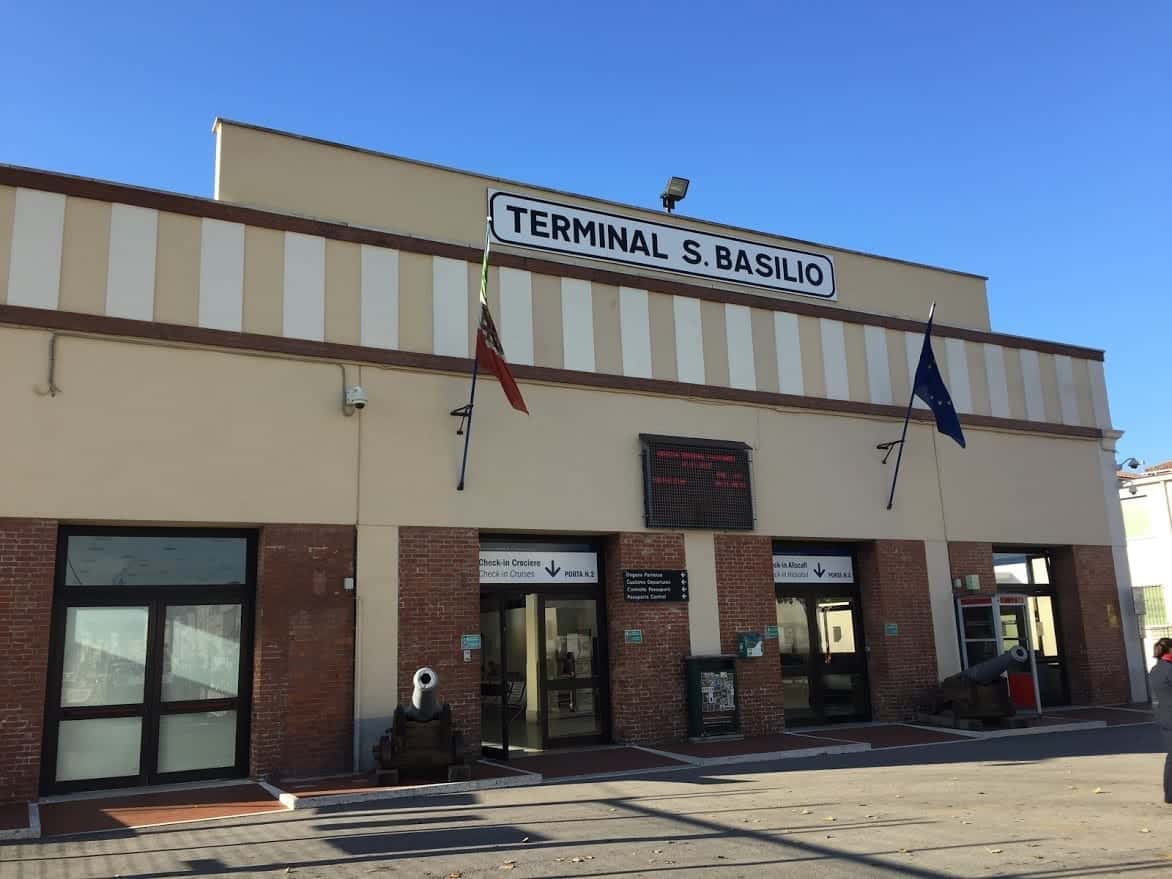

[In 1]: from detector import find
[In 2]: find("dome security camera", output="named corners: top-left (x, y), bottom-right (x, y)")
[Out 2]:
top-left (344, 385), bottom-right (368, 411)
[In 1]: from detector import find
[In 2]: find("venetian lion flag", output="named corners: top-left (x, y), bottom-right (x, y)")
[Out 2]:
top-left (475, 235), bottom-right (528, 414)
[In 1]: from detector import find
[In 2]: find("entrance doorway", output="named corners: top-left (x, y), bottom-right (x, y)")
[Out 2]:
top-left (776, 591), bottom-right (870, 725)
top-left (42, 528), bottom-right (255, 794)
top-left (480, 592), bottom-right (609, 758)
top-left (993, 550), bottom-right (1070, 706)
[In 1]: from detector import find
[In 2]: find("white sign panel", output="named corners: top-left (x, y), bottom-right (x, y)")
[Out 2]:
top-left (489, 190), bottom-right (836, 301)
top-left (479, 550), bottom-right (598, 584)
top-left (773, 554), bottom-right (854, 584)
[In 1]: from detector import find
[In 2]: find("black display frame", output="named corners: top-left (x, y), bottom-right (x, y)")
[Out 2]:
top-left (640, 434), bottom-right (754, 530)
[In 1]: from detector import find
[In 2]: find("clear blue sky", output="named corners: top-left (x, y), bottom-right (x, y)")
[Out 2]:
top-left (3, 2), bottom-right (1168, 462)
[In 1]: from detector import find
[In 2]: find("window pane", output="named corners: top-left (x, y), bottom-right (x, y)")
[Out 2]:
top-left (61, 607), bottom-right (149, 707)
top-left (65, 535), bottom-right (248, 586)
top-left (993, 553), bottom-right (1029, 586)
top-left (776, 597), bottom-right (810, 655)
top-left (544, 600), bottom-right (597, 681)
top-left (56, 717), bottom-right (142, 781)
top-left (1122, 498), bottom-right (1153, 539)
top-left (157, 711), bottom-right (237, 773)
top-left (546, 688), bottom-right (600, 739)
top-left (1029, 555), bottom-right (1051, 585)
top-left (163, 605), bottom-right (242, 702)
top-left (815, 599), bottom-right (857, 654)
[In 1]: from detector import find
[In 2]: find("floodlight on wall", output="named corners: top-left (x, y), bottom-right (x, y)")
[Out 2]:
top-left (661, 176), bottom-right (690, 213)
top-left (1117, 457), bottom-right (1141, 470)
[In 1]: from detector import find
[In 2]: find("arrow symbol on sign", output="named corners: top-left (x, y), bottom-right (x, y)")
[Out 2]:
top-left (545, 561), bottom-right (561, 578)
top-left (813, 563), bottom-right (826, 578)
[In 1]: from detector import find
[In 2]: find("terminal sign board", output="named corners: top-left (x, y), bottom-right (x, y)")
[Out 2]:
top-left (773, 553), bottom-right (854, 584)
top-left (641, 435), bottom-right (754, 531)
top-left (480, 550), bottom-right (598, 584)
top-left (488, 190), bottom-right (836, 301)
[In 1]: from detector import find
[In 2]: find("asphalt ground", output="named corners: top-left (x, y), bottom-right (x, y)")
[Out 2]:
top-left (2, 723), bottom-right (1170, 878)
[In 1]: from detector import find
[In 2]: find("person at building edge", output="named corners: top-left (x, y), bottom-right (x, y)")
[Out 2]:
top-left (1149, 637), bottom-right (1172, 804)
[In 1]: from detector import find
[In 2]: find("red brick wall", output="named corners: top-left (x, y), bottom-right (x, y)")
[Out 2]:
top-left (857, 540), bottom-right (939, 720)
top-left (397, 527), bottom-right (481, 750)
top-left (252, 525), bottom-right (356, 780)
top-left (714, 535), bottom-right (784, 736)
top-left (604, 532), bottom-right (690, 744)
top-left (1051, 545), bottom-right (1129, 705)
top-left (0, 519), bottom-right (56, 805)
top-left (948, 542), bottom-right (997, 595)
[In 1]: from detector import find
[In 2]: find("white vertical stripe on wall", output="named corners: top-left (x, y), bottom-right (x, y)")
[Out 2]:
top-left (618, 286), bottom-right (652, 378)
top-left (1054, 354), bottom-right (1079, 425)
top-left (773, 312), bottom-right (803, 395)
top-left (905, 332), bottom-right (928, 408)
top-left (1088, 360), bottom-right (1112, 428)
top-left (8, 188), bottom-right (65, 309)
top-left (105, 204), bottom-right (158, 320)
top-left (282, 232), bottom-right (326, 341)
top-left (432, 257), bottom-right (469, 357)
top-left (360, 245), bottom-right (398, 349)
top-left (672, 295), bottom-right (704, 384)
top-left (863, 325), bottom-right (892, 404)
top-left (198, 218), bottom-right (244, 331)
top-left (820, 318), bottom-right (849, 400)
top-left (499, 267), bottom-right (535, 366)
top-left (1019, 348), bottom-right (1045, 421)
top-left (561, 278), bottom-right (595, 371)
top-left (944, 338), bottom-right (973, 413)
top-left (724, 304), bottom-right (756, 390)
top-left (983, 343), bottom-right (1010, 418)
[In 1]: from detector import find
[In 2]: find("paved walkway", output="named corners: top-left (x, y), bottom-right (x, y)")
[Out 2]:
top-left (4, 723), bottom-right (1170, 878)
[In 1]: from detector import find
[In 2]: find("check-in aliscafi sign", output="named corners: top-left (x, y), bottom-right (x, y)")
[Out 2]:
top-left (489, 190), bottom-right (836, 301)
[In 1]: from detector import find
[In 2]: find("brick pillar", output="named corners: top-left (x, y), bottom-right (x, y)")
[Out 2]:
top-left (948, 541), bottom-right (997, 595)
top-left (857, 540), bottom-right (939, 720)
top-left (252, 525), bottom-right (356, 780)
top-left (714, 535), bottom-right (784, 736)
top-left (605, 533), bottom-right (690, 744)
top-left (1051, 545), bottom-right (1129, 705)
top-left (397, 527), bottom-right (480, 750)
top-left (0, 519), bottom-right (56, 805)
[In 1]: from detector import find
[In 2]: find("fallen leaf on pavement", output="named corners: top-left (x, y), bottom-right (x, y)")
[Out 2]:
top-left (521, 837), bottom-right (529, 843)
top-left (800, 809), bottom-right (812, 815)
top-left (1094, 787), bottom-right (1105, 794)
top-left (570, 858), bottom-right (582, 864)
top-left (824, 816), bottom-right (836, 822)
top-left (987, 849), bottom-right (1003, 854)
top-left (448, 874), bottom-right (462, 879)
top-left (500, 866), bottom-right (515, 872)
top-left (1141, 828), bottom-right (1152, 833)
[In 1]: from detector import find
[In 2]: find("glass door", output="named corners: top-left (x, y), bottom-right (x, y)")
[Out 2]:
top-left (43, 529), bottom-right (255, 794)
top-left (776, 591), bottom-right (870, 725)
top-left (540, 596), bottom-right (607, 747)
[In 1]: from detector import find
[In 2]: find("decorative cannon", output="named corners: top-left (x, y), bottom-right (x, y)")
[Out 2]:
top-left (372, 667), bottom-right (471, 785)
top-left (935, 645), bottom-right (1029, 721)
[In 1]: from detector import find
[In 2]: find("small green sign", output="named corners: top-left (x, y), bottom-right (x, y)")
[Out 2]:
top-left (764, 625), bottom-right (779, 640)
top-left (737, 632), bottom-right (764, 658)
top-left (461, 634), bottom-right (482, 650)
top-left (624, 629), bottom-right (643, 645)
top-left (884, 623), bottom-right (899, 637)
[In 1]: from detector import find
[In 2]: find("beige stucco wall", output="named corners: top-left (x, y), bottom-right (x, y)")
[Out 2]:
top-left (0, 324), bottom-right (1113, 547)
top-left (213, 121), bottom-right (992, 330)
top-left (0, 183), bottom-right (1107, 435)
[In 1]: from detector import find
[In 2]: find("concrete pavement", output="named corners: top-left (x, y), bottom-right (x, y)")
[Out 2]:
top-left (2, 724), bottom-right (1170, 878)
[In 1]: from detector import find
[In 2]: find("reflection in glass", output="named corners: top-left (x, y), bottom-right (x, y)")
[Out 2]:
top-left (65, 535), bottom-right (248, 586)
top-left (56, 717), bottom-right (142, 781)
top-left (544, 600), bottom-right (596, 681)
top-left (776, 598), bottom-right (810, 656)
top-left (163, 605), bottom-right (242, 702)
top-left (480, 602), bottom-right (504, 751)
top-left (777, 597), bottom-right (813, 719)
top-left (61, 607), bottom-right (149, 707)
top-left (816, 600), bottom-right (856, 654)
top-left (547, 688), bottom-right (600, 739)
top-left (157, 711), bottom-right (237, 773)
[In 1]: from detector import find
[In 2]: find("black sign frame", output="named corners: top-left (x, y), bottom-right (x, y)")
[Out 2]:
top-left (640, 435), bottom-right (754, 530)
top-left (623, 569), bottom-right (689, 602)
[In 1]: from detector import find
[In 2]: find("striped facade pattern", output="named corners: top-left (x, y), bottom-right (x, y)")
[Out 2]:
top-left (0, 184), bottom-right (1112, 430)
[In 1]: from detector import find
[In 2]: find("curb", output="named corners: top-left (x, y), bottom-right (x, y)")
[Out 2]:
top-left (277, 768), bottom-right (541, 810)
top-left (0, 804), bottom-right (39, 842)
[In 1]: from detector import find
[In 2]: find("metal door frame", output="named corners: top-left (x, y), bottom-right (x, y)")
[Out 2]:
top-left (956, 593), bottom-right (1043, 713)
top-left (537, 591), bottom-right (610, 749)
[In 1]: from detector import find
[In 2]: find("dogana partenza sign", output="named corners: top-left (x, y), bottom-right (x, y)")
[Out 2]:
top-left (488, 190), bottom-right (836, 301)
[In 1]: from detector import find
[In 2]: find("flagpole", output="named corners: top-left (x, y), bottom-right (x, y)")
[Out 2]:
top-left (885, 302), bottom-right (936, 510)
top-left (453, 217), bottom-right (493, 492)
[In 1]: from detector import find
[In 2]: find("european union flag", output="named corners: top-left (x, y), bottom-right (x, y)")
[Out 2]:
top-left (913, 332), bottom-right (966, 448)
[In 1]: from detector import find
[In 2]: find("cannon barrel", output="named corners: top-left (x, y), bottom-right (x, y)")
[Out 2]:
top-left (963, 645), bottom-right (1028, 685)
top-left (405, 666), bottom-right (440, 721)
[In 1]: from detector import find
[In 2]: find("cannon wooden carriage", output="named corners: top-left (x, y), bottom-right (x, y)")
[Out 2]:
top-left (919, 645), bottom-right (1032, 730)
top-left (372, 667), bottom-right (471, 785)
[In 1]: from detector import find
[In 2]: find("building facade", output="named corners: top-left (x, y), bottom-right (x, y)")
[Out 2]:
top-left (1120, 461), bottom-right (1172, 663)
top-left (0, 120), bottom-right (1142, 806)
